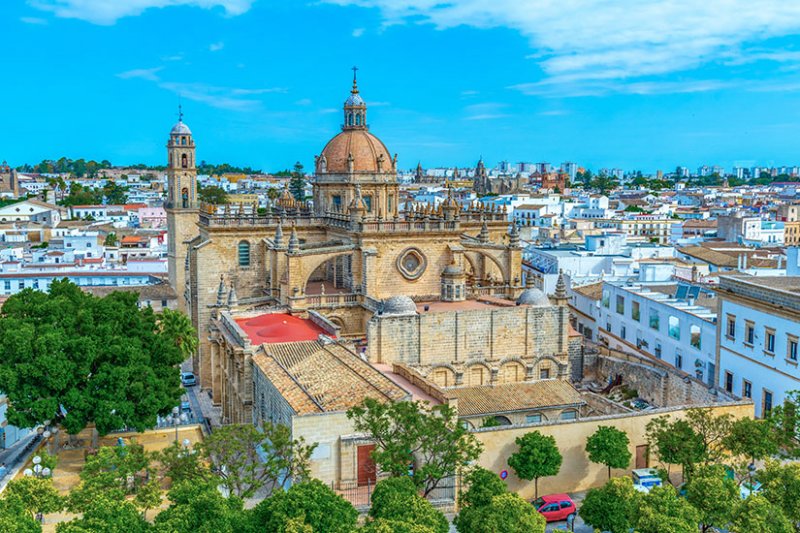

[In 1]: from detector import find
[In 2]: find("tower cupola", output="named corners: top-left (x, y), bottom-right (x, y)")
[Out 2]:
top-left (343, 66), bottom-right (367, 130)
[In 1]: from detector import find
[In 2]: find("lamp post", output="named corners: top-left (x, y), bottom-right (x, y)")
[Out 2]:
top-left (172, 406), bottom-right (180, 443)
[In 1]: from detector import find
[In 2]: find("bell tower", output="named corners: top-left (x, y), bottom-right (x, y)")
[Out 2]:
top-left (166, 106), bottom-right (199, 311)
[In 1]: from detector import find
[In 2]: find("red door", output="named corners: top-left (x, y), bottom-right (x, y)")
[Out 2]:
top-left (357, 444), bottom-right (377, 486)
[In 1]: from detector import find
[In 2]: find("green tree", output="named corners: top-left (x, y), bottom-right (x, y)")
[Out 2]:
top-left (458, 467), bottom-right (507, 509)
top-left (0, 497), bottom-right (40, 533)
top-left (57, 495), bottom-right (149, 533)
top-left (456, 493), bottom-right (545, 533)
top-left (757, 460), bottom-right (800, 527)
top-left (347, 399), bottom-right (482, 496)
top-left (723, 416), bottom-right (779, 484)
top-left (104, 232), bottom-right (118, 246)
top-left (102, 181), bottom-right (128, 204)
top-left (589, 173), bottom-right (619, 195)
top-left (730, 494), bottom-right (792, 533)
top-left (201, 422), bottom-right (315, 498)
top-left (685, 408), bottom-right (734, 466)
top-left (685, 465), bottom-right (739, 532)
top-left (585, 425), bottom-right (632, 480)
top-left (507, 430), bottom-right (561, 499)
top-left (198, 184), bottom-right (229, 205)
top-left (289, 162), bottom-right (306, 201)
top-left (158, 308), bottom-right (198, 360)
top-left (2, 477), bottom-right (63, 523)
top-left (0, 281), bottom-right (184, 436)
top-left (135, 478), bottom-right (163, 519)
top-left (454, 468), bottom-right (509, 533)
top-left (646, 415), bottom-right (705, 481)
top-left (155, 441), bottom-right (210, 485)
top-left (579, 477), bottom-right (641, 533)
top-left (636, 484), bottom-right (700, 533)
top-left (368, 477), bottom-right (448, 533)
top-left (68, 444), bottom-right (154, 511)
top-left (153, 480), bottom-right (248, 533)
top-left (767, 391), bottom-right (800, 456)
top-left (250, 479), bottom-right (358, 533)
top-left (361, 518), bottom-right (436, 533)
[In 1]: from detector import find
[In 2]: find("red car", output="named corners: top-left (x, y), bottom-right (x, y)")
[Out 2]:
top-left (532, 493), bottom-right (577, 522)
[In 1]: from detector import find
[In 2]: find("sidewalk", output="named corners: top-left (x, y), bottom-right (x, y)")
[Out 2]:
top-left (181, 359), bottom-right (222, 431)
top-left (0, 432), bottom-right (41, 492)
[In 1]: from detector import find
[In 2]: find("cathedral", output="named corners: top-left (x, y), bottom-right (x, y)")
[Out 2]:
top-left (166, 74), bottom-right (581, 429)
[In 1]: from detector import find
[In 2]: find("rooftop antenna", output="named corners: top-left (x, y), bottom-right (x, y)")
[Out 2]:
top-left (351, 65), bottom-right (359, 93)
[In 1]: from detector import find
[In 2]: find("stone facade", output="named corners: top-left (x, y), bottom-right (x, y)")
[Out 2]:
top-left (170, 80), bottom-right (529, 416)
top-left (366, 302), bottom-right (572, 386)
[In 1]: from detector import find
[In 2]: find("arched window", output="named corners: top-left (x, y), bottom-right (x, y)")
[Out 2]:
top-left (238, 241), bottom-right (251, 267)
top-left (181, 154), bottom-right (188, 169)
top-left (348, 113), bottom-right (354, 126)
top-left (181, 136), bottom-right (187, 145)
top-left (355, 113), bottom-right (361, 125)
top-left (181, 187), bottom-right (189, 208)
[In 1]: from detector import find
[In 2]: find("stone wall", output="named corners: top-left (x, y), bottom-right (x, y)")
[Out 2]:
top-left (585, 350), bottom-right (735, 408)
top-left (473, 401), bottom-right (753, 498)
top-left (367, 305), bottom-right (571, 371)
top-left (291, 411), bottom-right (357, 486)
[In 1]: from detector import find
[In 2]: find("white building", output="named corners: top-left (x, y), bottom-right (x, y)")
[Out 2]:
top-left (572, 280), bottom-right (719, 385)
top-left (716, 275), bottom-right (800, 417)
top-left (0, 199), bottom-right (64, 227)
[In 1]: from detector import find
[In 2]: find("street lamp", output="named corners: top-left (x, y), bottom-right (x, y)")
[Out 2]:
top-left (172, 406), bottom-right (180, 443)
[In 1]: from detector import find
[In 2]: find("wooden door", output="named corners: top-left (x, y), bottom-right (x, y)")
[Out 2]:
top-left (635, 445), bottom-right (649, 469)
top-left (357, 444), bottom-right (377, 486)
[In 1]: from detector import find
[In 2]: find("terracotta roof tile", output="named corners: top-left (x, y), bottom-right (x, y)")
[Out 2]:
top-left (445, 380), bottom-right (583, 417)
top-left (253, 340), bottom-right (409, 415)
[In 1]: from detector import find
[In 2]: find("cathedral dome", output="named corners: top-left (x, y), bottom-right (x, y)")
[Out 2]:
top-left (381, 295), bottom-right (418, 316)
top-left (320, 129), bottom-right (392, 174)
top-left (516, 288), bottom-right (551, 307)
top-left (171, 121), bottom-right (191, 135)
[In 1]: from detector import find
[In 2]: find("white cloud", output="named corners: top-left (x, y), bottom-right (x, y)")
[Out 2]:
top-left (209, 41), bottom-right (225, 52)
top-left (324, 0), bottom-right (800, 94)
top-left (463, 102), bottom-right (509, 120)
top-left (231, 87), bottom-right (288, 95)
top-left (117, 67), bottom-right (163, 81)
top-left (20, 16), bottom-right (48, 24)
top-left (116, 67), bottom-right (280, 111)
top-left (29, 0), bottom-right (255, 25)
top-left (352, 27), bottom-right (365, 37)
top-left (295, 98), bottom-right (313, 106)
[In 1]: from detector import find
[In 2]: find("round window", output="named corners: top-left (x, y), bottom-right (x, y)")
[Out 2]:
top-left (396, 248), bottom-right (427, 281)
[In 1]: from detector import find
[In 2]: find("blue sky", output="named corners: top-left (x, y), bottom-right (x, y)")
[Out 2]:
top-left (4, 1), bottom-right (800, 173)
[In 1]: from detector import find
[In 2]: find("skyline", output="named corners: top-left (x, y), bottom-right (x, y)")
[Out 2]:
top-left (4, 1), bottom-right (800, 172)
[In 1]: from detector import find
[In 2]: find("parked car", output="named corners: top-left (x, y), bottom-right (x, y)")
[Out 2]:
top-left (180, 372), bottom-right (197, 387)
top-left (532, 493), bottom-right (577, 522)
top-left (632, 468), bottom-right (663, 493)
top-left (180, 400), bottom-right (191, 413)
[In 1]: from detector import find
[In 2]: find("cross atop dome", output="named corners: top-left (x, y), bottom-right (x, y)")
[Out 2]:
top-left (343, 68), bottom-right (367, 130)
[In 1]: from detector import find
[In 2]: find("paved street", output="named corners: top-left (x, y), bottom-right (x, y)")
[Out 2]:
top-left (0, 432), bottom-right (40, 492)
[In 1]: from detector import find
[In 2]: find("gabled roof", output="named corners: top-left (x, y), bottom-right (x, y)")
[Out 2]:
top-left (252, 340), bottom-right (409, 416)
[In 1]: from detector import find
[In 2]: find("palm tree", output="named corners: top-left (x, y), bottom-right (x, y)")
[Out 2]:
top-left (159, 309), bottom-right (198, 360)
